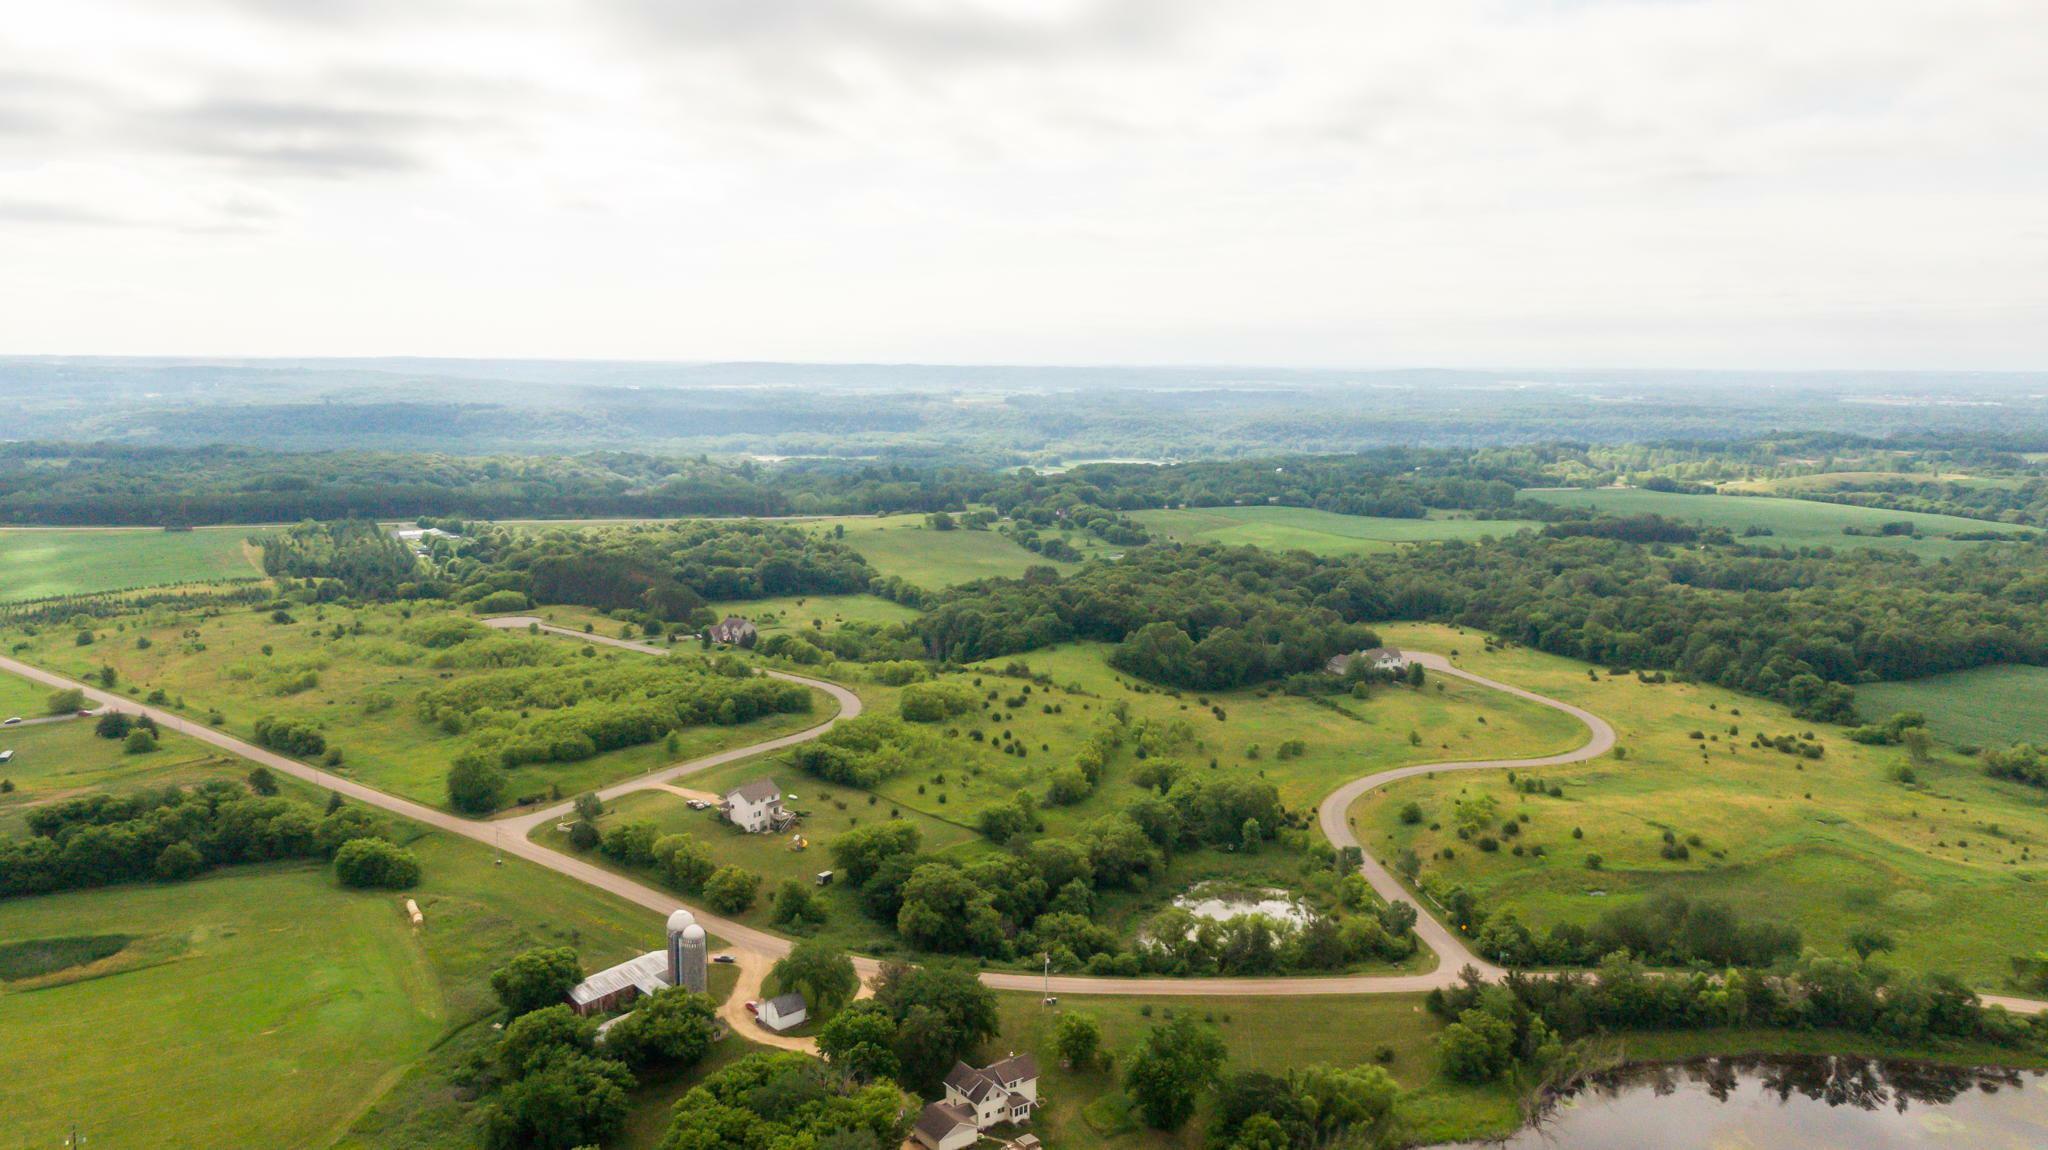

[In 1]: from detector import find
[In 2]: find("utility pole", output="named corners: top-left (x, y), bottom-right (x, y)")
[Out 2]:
top-left (66, 1124), bottom-right (84, 1149)
top-left (1042, 951), bottom-right (1052, 1007)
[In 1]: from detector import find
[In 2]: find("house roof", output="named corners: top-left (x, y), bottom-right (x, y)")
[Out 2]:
top-left (913, 1101), bottom-right (977, 1142)
top-left (728, 778), bottom-right (781, 804)
top-left (986, 1053), bottom-right (1040, 1084)
top-left (762, 992), bottom-right (806, 1016)
top-left (1362, 646), bottom-right (1402, 660)
top-left (566, 949), bottom-right (672, 1006)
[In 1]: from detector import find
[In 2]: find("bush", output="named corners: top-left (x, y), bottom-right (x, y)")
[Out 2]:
top-left (447, 756), bottom-right (509, 814)
top-left (154, 841), bottom-right (205, 881)
top-left (46, 688), bottom-right (85, 714)
top-left (124, 729), bottom-right (157, 754)
top-left (334, 837), bottom-right (422, 889)
top-left (703, 865), bottom-right (760, 913)
top-left (253, 714), bottom-right (326, 758)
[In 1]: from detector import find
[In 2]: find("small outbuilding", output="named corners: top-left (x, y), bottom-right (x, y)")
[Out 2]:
top-left (756, 991), bottom-right (808, 1032)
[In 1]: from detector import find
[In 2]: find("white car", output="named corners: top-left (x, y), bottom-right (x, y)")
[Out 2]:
top-left (1, 717), bottom-right (20, 726)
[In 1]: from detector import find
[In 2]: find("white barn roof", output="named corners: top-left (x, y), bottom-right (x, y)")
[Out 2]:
top-left (567, 949), bottom-right (672, 1007)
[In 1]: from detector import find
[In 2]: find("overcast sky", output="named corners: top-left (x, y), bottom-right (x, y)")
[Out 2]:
top-left (1, 1), bottom-right (2042, 368)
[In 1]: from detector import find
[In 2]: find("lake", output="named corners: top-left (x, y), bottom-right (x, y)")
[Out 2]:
top-left (1445, 1056), bottom-right (2047, 1148)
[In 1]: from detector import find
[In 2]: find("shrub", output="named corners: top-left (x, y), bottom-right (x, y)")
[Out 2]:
top-left (703, 865), bottom-right (760, 913)
top-left (334, 838), bottom-right (422, 889)
top-left (124, 729), bottom-right (157, 754)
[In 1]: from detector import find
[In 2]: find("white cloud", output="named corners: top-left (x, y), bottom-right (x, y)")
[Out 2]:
top-left (0, 0), bottom-right (2041, 368)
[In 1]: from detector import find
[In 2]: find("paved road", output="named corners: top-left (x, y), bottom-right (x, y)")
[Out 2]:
top-left (5, 636), bottom-right (2041, 1015)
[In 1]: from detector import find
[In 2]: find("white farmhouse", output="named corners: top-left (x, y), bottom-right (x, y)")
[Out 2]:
top-left (915, 1053), bottom-right (1038, 1136)
top-left (721, 778), bottom-right (785, 833)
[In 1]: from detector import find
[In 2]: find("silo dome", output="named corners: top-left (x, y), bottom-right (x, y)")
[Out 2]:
top-left (666, 909), bottom-right (696, 935)
top-left (681, 923), bottom-right (706, 942)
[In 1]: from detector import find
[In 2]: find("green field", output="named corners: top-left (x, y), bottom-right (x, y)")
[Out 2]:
top-left (1130, 506), bottom-right (1538, 556)
top-left (0, 603), bottom-right (835, 810)
top-left (1523, 487), bottom-right (2034, 556)
top-left (1354, 624), bottom-right (2048, 989)
top-left (0, 527), bottom-right (261, 602)
top-left (1857, 665), bottom-right (2048, 748)
top-left (800, 514), bottom-right (1090, 586)
top-left (0, 864), bottom-right (447, 1148)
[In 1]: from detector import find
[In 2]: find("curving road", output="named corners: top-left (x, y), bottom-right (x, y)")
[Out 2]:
top-left (4, 630), bottom-right (2041, 1015)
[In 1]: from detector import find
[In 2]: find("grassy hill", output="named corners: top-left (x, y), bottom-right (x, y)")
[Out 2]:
top-left (1523, 488), bottom-right (2032, 557)
top-left (1857, 665), bottom-right (2048, 748)
top-left (1130, 506), bottom-right (1537, 556)
top-left (0, 527), bottom-right (262, 602)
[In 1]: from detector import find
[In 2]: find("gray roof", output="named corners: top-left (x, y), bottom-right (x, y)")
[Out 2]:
top-left (566, 949), bottom-right (672, 1006)
top-left (762, 992), bottom-right (806, 1016)
top-left (986, 1052), bottom-right (1040, 1084)
top-left (728, 778), bottom-right (781, 804)
top-left (913, 1102), bottom-right (976, 1142)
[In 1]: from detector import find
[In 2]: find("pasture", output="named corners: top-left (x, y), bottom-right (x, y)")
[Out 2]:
top-left (0, 602), bottom-right (835, 810)
top-left (0, 527), bottom-right (261, 602)
top-left (1354, 624), bottom-right (2048, 989)
top-left (1523, 487), bottom-right (2032, 556)
top-left (1130, 506), bottom-right (1537, 556)
top-left (1856, 665), bottom-right (2048, 749)
top-left (0, 710), bottom-right (234, 835)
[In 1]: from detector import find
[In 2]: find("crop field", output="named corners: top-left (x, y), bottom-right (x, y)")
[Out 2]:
top-left (1354, 624), bottom-right (2048, 989)
top-left (0, 602), bottom-right (835, 810)
top-left (1856, 665), bottom-right (2048, 749)
top-left (798, 513), bottom-right (1091, 585)
top-left (1129, 506), bottom-right (1538, 556)
top-left (1523, 487), bottom-right (2034, 556)
top-left (0, 527), bottom-right (261, 602)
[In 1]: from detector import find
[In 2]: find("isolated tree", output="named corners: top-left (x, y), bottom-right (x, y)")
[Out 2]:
top-left (46, 688), bottom-right (85, 714)
top-left (247, 766), bottom-right (280, 795)
top-left (1125, 1015), bottom-right (1228, 1129)
top-left (702, 865), bottom-right (759, 914)
top-left (95, 711), bottom-right (133, 739)
top-left (491, 946), bottom-right (582, 1017)
top-left (574, 791), bottom-right (604, 821)
top-left (124, 729), bottom-right (157, 754)
top-left (447, 757), bottom-right (508, 814)
top-left (1054, 1011), bottom-right (1102, 1070)
top-left (771, 939), bottom-right (859, 1017)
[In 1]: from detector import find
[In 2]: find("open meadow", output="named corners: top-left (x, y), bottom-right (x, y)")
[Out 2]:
top-left (0, 601), bottom-right (835, 811)
top-left (0, 704), bottom-right (237, 835)
top-left (1524, 487), bottom-right (2034, 556)
top-left (1353, 623), bottom-right (2048, 990)
top-left (795, 513), bottom-right (1093, 585)
top-left (0, 526), bottom-right (261, 602)
top-left (1129, 506), bottom-right (1538, 556)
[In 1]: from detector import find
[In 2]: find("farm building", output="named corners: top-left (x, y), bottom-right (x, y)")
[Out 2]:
top-left (706, 616), bottom-right (757, 646)
top-left (722, 778), bottom-right (789, 833)
top-left (755, 992), bottom-right (807, 1032)
top-left (566, 909), bottom-right (710, 1016)
top-left (1325, 646), bottom-right (1409, 676)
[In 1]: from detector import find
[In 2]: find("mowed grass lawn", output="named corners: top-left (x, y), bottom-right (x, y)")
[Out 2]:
top-left (0, 865), bottom-right (446, 1149)
top-left (1130, 506), bottom-right (1538, 556)
top-left (1857, 665), bottom-right (2048, 749)
top-left (1523, 488), bottom-right (2035, 557)
top-left (1355, 624), bottom-right (2048, 990)
top-left (0, 527), bottom-right (261, 602)
top-left (0, 602), bottom-right (835, 811)
top-left (0, 708), bottom-right (237, 835)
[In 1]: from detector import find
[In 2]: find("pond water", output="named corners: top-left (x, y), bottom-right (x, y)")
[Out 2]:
top-left (1444, 1056), bottom-right (2047, 1149)
top-left (1171, 884), bottom-right (1312, 930)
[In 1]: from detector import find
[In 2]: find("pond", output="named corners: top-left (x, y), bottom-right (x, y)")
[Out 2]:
top-left (1171, 883), bottom-right (1312, 930)
top-left (1444, 1056), bottom-right (2046, 1149)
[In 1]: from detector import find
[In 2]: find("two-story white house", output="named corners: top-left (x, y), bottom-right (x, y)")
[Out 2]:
top-left (721, 778), bottom-right (785, 834)
top-left (945, 1054), bottom-right (1039, 1127)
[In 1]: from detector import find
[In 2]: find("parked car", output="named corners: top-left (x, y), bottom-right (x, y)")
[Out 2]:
top-left (744, 1000), bottom-right (760, 1015)
top-left (712, 954), bottom-right (737, 965)
top-left (2, 717), bottom-right (21, 726)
